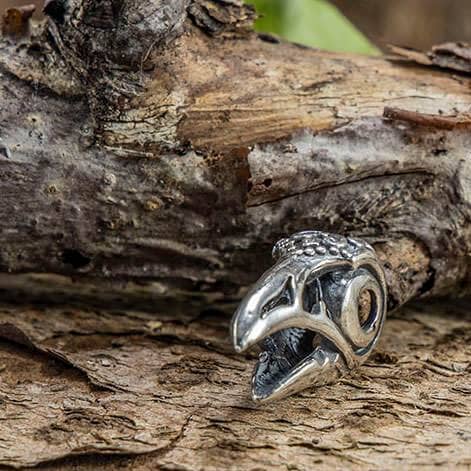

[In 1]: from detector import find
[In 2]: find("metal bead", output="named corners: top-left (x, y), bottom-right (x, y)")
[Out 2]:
top-left (231, 230), bottom-right (387, 403)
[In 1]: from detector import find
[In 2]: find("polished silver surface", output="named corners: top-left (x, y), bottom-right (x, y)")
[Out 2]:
top-left (231, 231), bottom-right (387, 403)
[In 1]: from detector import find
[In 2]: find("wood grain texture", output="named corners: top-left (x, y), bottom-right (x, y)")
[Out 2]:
top-left (0, 299), bottom-right (469, 469)
top-left (0, 0), bottom-right (469, 309)
top-left (0, 2), bottom-right (470, 469)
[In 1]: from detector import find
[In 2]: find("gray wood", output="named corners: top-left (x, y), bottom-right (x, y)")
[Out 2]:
top-left (0, 0), bottom-right (469, 310)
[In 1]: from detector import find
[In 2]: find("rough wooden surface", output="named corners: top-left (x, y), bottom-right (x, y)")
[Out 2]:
top-left (0, 2), bottom-right (470, 469)
top-left (0, 0), bottom-right (469, 310)
top-left (0, 299), bottom-right (469, 469)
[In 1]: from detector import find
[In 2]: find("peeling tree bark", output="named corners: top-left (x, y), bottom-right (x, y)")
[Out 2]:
top-left (0, 0), bottom-right (470, 310)
top-left (0, 299), bottom-right (469, 469)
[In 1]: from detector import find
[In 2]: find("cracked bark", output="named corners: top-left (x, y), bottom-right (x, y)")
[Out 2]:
top-left (0, 0), bottom-right (469, 309)
top-left (0, 1), bottom-right (470, 468)
top-left (0, 299), bottom-right (469, 469)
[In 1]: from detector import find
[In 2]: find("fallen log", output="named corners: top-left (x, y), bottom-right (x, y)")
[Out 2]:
top-left (0, 1), bottom-right (470, 310)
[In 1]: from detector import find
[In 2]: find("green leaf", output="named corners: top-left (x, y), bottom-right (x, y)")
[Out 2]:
top-left (245, 0), bottom-right (379, 55)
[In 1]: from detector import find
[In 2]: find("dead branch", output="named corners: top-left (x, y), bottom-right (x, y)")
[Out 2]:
top-left (0, 1), bottom-right (469, 310)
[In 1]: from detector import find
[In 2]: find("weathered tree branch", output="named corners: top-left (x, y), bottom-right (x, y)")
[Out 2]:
top-left (0, 0), bottom-right (470, 311)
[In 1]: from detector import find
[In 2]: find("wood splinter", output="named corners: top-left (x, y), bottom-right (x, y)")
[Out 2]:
top-left (384, 106), bottom-right (471, 130)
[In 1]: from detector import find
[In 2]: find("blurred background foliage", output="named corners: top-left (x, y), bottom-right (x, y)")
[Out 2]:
top-left (245, 0), bottom-right (379, 55)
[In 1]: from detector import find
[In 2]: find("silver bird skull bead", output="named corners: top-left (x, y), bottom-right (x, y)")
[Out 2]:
top-left (231, 231), bottom-right (387, 403)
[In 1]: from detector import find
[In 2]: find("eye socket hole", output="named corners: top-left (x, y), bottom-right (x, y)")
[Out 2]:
top-left (358, 289), bottom-right (377, 328)
top-left (261, 277), bottom-right (293, 318)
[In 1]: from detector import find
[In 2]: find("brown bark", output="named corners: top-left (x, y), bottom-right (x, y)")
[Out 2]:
top-left (0, 1), bottom-right (470, 469)
top-left (0, 0), bottom-right (470, 311)
top-left (0, 298), bottom-right (469, 469)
